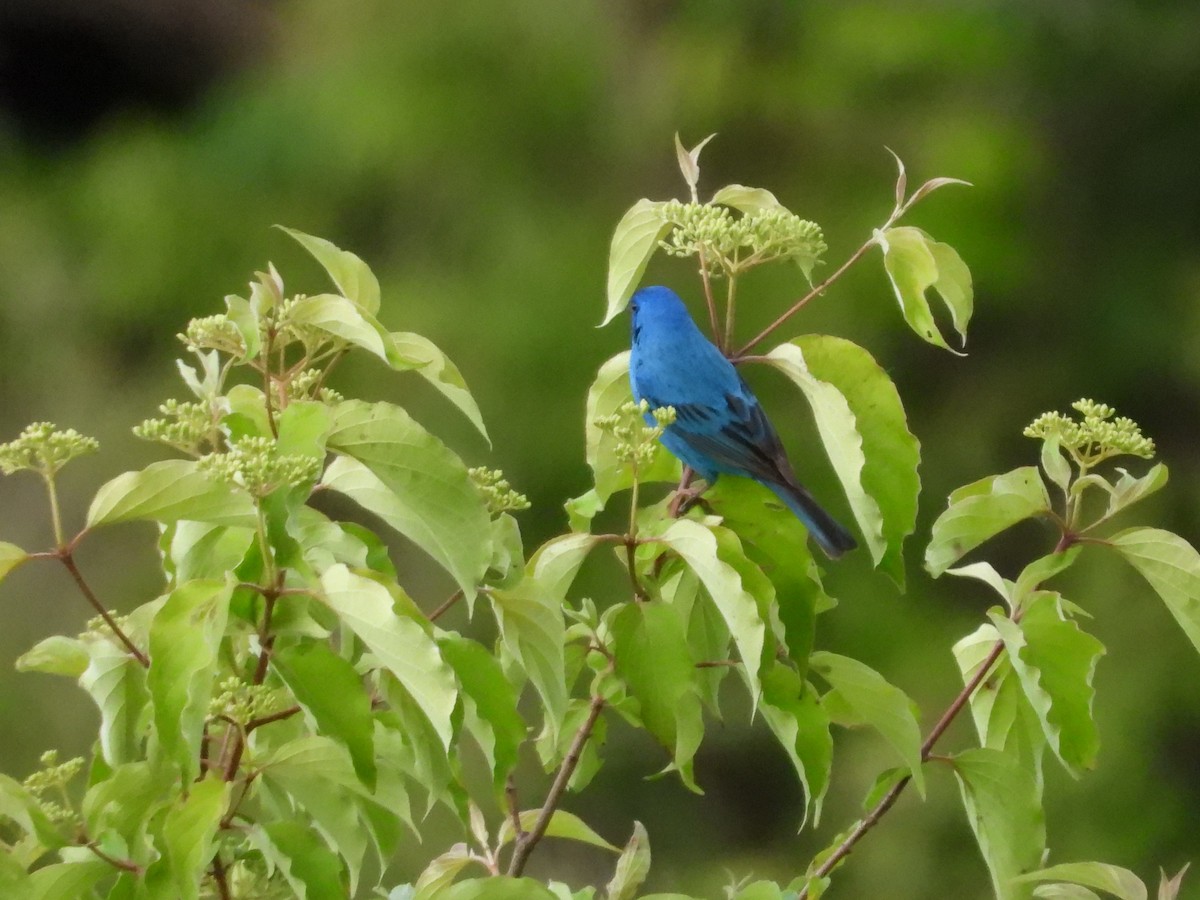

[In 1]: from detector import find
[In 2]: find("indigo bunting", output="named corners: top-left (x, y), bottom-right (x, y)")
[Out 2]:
top-left (629, 285), bottom-right (857, 559)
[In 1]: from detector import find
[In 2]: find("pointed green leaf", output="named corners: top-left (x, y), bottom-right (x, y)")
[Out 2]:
top-left (497, 809), bottom-right (619, 851)
top-left (278, 226), bottom-right (381, 314)
top-left (989, 594), bottom-right (1103, 774)
top-left (391, 331), bottom-right (490, 443)
top-left (273, 641), bottom-right (377, 789)
top-left (250, 820), bottom-right (347, 899)
top-left (711, 184), bottom-right (784, 214)
top-left (606, 821), bottom-right (651, 900)
top-left (148, 579), bottom-right (231, 780)
top-left (653, 519), bottom-right (765, 700)
top-left (1110, 527), bottom-right (1200, 656)
top-left (764, 336), bottom-right (919, 585)
top-left (489, 580), bottom-right (566, 745)
top-left (144, 777), bottom-right (229, 900)
top-left (584, 352), bottom-right (681, 503)
top-left (320, 564), bottom-right (456, 749)
top-left (1015, 862), bottom-right (1147, 900)
top-left (952, 747), bottom-right (1045, 900)
top-left (88, 459), bottom-right (257, 528)
top-left (603, 200), bottom-right (672, 325)
top-left (0, 541), bottom-right (27, 584)
top-left (759, 663), bottom-right (832, 826)
top-left (809, 651), bottom-right (925, 796)
top-left (439, 635), bottom-right (524, 789)
top-left (611, 601), bottom-right (704, 791)
top-left (324, 400), bottom-right (491, 596)
top-left (926, 467), bottom-right (1052, 577)
top-left (879, 226), bottom-right (973, 352)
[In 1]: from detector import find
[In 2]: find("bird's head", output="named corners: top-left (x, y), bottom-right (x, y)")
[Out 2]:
top-left (629, 286), bottom-right (694, 342)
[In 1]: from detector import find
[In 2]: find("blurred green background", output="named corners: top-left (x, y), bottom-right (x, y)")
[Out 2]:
top-left (1, 1), bottom-right (1198, 896)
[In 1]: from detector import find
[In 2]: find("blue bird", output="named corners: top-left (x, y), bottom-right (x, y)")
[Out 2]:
top-left (628, 285), bottom-right (857, 559)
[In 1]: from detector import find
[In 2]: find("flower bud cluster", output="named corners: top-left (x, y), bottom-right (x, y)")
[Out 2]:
top-left (0, 422), bottom-right (99, 476)
top-left (469, 467), bottom-right (530, 515)
top-left (1025, 398), bottom-right (1155, 467)
top-left (199, 436), bottom-right (322, 497)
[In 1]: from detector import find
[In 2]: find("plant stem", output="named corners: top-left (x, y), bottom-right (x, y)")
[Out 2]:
top-left (506, 693), bottom-right (606, 877)
top-left (736, 233), bottom-right (881, 357)
top-left (59, 552), bottom-right (149, 667)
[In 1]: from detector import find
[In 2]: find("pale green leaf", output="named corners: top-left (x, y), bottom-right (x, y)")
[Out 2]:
top-left (765, 336), bottom-right (919, 584)
top-left (278, 225), bottom-right (381, 314)
top-left (324, 400), bottom-right (491, 596)
top-left (584, 352), bottom-right (680, 503)
top-left (606, 821), bottom-right (651, 900)
top-left (88, 459), bottom-right (257, 528)
top-left (759, 662), bottom-right (832, 827)
top-left (148, 580), bottom-right (231, 780)
top-left (711, 184), bottom-right (784, 214)
top-left (952, 747), bottom-right (1045, 900)
top-left (611, 601), bottom-right (704, 791)
top-left (16, 635), bottom-right (89, 677)
top-left (497, 809), bottom-right (619, 851)
top-left (810, 651), bottom-right (925, 796)
top-left (879, 225), bottom-right (973, 352)
top-left (391, 331), bottom-right (490, 443)
top-left (1015, 862), bottom-right (1147, 900)
top-left (144, 777), bottom-right (228, 900)
top-left (1110, 527), bottom-right (1200, 656)
top-left (652, 519), bottom-right (765, 700)
top-left (989, 594), bottom-right (1104, 774)
top-left (0, 541), bottom-right (27, 585)
top-left (603, 200), bottom-right (672, 326)
top-left (273, 641), bottom-right (377, 789)
top-left (320, 564), bottom-right (456, 749)
top-left (925, 467), bottom-right (1051, 577)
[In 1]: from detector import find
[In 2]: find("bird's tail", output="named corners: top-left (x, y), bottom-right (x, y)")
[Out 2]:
top-left (766, 480), bottom-right (857, 559)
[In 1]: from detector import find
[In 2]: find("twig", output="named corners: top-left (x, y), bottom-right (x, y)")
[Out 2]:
top-left (507, 693), bottom-right (606, 877)
top-left (60, 552), bottom-right (149, 667)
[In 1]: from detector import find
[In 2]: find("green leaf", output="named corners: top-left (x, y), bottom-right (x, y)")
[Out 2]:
top-left (16, 635), bottom-right (89, 677)
top-left (584, 352), bottom-right (681, 503)
top-left (1110, 527), bottom-right (1200, 656)
top-left (1015, 862), bottom-right (1147, 900)
top-left (952, 747), bottom-right (1045, 900)
top-left (611, 601), bottom-right (704, 791)
top-left (144, 777), bottom-right (228, 900)
top-left (764, 336), bottom-right (919, 585)
top-left (489, 580), bottom-right (567, 746)
top-left (810, 651), bottom-right (925, 796)
top-left (250, 820), bottom-right (347, 899)
top-left (925, 467), bottom-right (1052, 577)
top-left (148, 580), bottom-right (231, 780)
top-left (878, 225), bottom-right (973, 352)
top-left (88, 459), bottom-right (257, 528)
top-left (278, 226), bottom-right (381, 314)
top-left (391, 331), bottom-right (490, 443)
top-left (759, 662), bottom-right (832, 826)
top-left (439, 635), bottom-right (525, 790)
top-left (324, 400), bottom-right (491, 596)
top-left (27, 860), bottom-right (111, 899)
top-left (273, 641), bottom-right (377, 789)
top-left (652, 519), bottom-right (765, 701)
top-left (606, 821), bottom-right (651, 900)
top-left (0, 541), bottom-right (28, 585)
top-left (497, 809), bottom-right (619, 851)
top-left (989, 594), bottom-right (1104, 774)
top-left (710, 184), bottom-right (784, 214)
top-left (320, 564), bottom-right (457, 749)
top-left (80, 638), bottom-right (150, 766)
top-left (603, 200), bottom-right (672, 326)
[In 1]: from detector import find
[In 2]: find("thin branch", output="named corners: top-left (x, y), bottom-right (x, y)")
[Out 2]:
top-left (736, 234), bottom-right (881, 357)
top-left (60, 553), bottom-right (149, 667)
top-left (507, 693), bottom-right (606, 877)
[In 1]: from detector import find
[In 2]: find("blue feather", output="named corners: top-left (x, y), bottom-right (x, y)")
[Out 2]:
top-left (628, 285), bottom-right (856, 559)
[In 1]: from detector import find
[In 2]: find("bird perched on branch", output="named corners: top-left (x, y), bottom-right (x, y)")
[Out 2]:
top-left (628, 285), bottom-right (856, 559)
